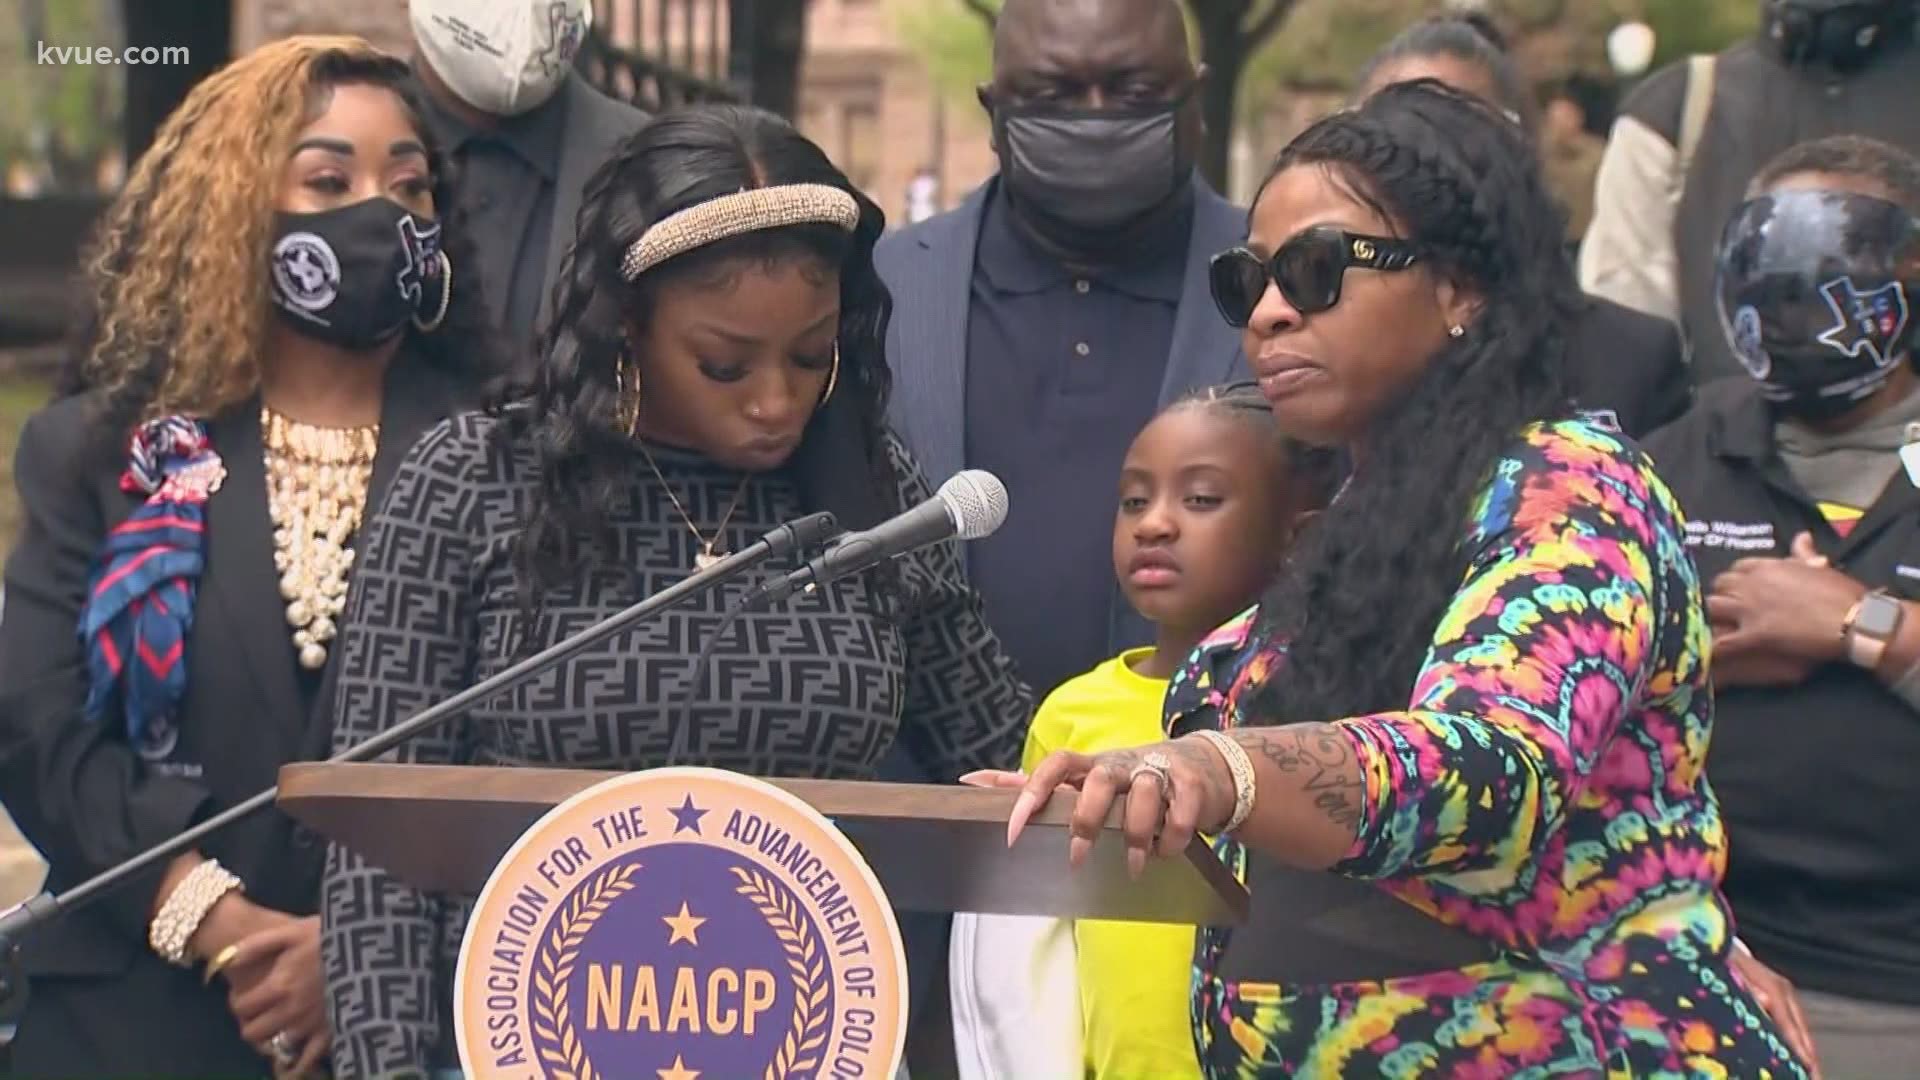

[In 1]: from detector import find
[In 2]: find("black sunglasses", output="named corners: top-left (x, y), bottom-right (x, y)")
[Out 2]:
top-left (1208, 227), bottom-right (1420, 327)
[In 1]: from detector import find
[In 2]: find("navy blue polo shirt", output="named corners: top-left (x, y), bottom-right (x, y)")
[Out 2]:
top-left (962, 181), bottom-right (1187, 697)
top-left (1644, 378), bottom-right (1920, 1004)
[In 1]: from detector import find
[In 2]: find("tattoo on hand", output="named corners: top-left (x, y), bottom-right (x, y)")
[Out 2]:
top-left (1233, 725), bottom-right (1364, 830)
top-left (1166, 739), bottom-right (1234, 819)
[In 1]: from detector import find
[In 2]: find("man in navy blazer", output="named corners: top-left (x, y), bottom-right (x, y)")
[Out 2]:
top-left (871, 0), bottom-right (1245, 1067)
top-left (877, 0), bottom-right (1245, 700)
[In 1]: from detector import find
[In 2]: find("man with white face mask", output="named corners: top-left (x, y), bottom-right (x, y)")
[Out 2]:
top-left (409, 0), bottom-right (646, 367)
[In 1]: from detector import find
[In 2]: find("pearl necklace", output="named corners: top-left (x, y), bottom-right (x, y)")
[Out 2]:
top-left (262, 407), bottom-right (378, 670)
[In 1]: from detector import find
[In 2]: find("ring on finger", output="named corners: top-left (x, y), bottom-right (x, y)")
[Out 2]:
top-left (1128, 751), bottom-right (1175, 803)
top-left (269, 1031), bottom-right (297, 1066)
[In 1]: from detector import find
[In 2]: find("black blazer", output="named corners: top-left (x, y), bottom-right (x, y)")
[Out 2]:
top-left (0, 355), bottom-right (471, 1075)
top-left (1568, 295), bottom-right (1693, 440)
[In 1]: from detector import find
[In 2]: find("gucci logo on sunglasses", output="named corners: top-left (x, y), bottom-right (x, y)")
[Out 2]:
top-left (1208, 227), bottom-right (1420, 328)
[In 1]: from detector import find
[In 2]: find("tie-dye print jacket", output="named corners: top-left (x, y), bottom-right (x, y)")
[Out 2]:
top-left (1165, 419), bottom-right (1809, 1079)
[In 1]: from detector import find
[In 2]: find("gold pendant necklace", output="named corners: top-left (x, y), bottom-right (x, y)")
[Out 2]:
top-left (636, 443), bottom-right (749, 570)
top-left (262, 407), bottom-right (378, 670)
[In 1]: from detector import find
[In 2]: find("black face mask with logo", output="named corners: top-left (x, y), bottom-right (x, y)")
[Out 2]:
top-left (1716, 188), bottom-right (1920, 422)
top-left (268, 197), bottom-right (446, 351)
top-left (992, 88), bottom-right (1196, 261)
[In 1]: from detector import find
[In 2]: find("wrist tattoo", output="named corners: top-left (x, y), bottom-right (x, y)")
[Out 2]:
top-left (1231, 724), bottom-right (1364, 830)
top-left (1166, 739), bottom-right (1234, 809)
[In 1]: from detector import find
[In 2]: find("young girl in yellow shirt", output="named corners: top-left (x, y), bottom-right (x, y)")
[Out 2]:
top-left (956, 384), bottom-right (1336, 1079)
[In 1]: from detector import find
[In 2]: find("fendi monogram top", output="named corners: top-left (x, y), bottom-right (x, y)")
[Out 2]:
top-left (319, 412), bottom-right (1032, 1076)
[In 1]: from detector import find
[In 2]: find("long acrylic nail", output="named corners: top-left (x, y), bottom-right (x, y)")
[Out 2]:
top-left (1069, 835), bottom-right (1092, 870)
top-left (1007, 791), bottom-right (1038, 848)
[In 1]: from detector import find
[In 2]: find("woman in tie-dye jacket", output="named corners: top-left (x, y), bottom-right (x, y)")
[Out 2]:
top-left (978, 82), bottom-right (1818, 1078)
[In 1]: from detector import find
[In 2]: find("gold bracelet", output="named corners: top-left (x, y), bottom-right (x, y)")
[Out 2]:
top-left (1190, 730), bottom-right (1257, 833)
top-left (202, 943), bottom-right (241, 984)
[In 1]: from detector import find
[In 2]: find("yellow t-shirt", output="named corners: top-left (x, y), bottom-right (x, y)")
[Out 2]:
top-left (1022, 648), bottom-right (1203, 1080)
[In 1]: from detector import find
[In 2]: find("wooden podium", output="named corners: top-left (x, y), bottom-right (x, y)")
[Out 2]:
top-left (278, 762), bottom-right (1248, 925)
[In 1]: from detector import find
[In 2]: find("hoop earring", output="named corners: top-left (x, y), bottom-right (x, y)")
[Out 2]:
top-left (819, 341), bottom-right (840, 405)
top-left (412, 251), bottom-right (453, 332)
top-left (615, 355), bottom-right (643, 437)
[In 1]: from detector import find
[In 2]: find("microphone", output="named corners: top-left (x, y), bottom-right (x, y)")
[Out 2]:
top-left (744, 470), bottom-right (1008, 610)
top-left (664, 472), bottom-right (1006, 768)
top-left (0, 511), bottom-right (841, 969)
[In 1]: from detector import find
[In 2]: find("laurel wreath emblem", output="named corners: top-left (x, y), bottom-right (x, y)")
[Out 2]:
top-left (730, 865), bottom-right (832, 1080)
top-left (525, 859), bottom-right (833, 1080)
top-left (531, 861), bottom-right (642, 1080)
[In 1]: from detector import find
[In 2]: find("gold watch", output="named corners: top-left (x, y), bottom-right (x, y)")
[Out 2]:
top-left (1843, 589), bottom-right (1904, 670)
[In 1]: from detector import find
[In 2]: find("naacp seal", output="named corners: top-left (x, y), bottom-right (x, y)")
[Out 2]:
top-left (455, 768), bottom-right (907, 1080)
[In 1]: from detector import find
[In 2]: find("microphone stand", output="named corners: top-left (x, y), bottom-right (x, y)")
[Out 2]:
top-left (0, 512), bottom-right (839, 1019)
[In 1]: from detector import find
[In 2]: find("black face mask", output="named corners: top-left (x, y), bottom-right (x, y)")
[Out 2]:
top-left (269, 197), bottom-right (446, 350)
top-left (1764, 0), bottom-right (1917, 72)
top-left (1716, 188), bottom-right (1920, 420)
top-left (993, 89), bottom-right (1195, 245)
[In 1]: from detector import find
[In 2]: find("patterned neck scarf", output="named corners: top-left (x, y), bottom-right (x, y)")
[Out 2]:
top-left (78, 417), bottom-right (226, 759)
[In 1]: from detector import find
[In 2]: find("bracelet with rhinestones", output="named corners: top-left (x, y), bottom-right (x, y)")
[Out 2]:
top-left (1190, 730), bottom-right (1257, 833)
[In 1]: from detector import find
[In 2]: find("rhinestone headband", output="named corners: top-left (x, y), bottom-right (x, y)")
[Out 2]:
top-left (620, 183), bottom-right (861, 281)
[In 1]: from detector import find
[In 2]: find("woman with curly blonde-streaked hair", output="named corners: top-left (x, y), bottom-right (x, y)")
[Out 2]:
top-left (0, 34), bottom-right (499, 1077)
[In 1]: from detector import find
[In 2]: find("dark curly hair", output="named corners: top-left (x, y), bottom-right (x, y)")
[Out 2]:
top-left (1246, 80), bottom-right (1579, 725)
top-left (1356, 14), bottom-right (1536, 135)
top-left (499, 104), bottom-right (898, 607)
top-left (1750, 133), bottom-right (1920, 212)
top-left (55, 39), bottom-right (498, 442)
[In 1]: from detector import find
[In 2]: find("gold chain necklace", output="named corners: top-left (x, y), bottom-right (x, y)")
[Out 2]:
top-left (636, 442), bottom-right (750, 570)
top-left (262, 407), bottom-right (378, 670)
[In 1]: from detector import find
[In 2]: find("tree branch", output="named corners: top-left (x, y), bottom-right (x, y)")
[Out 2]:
top-left (1244, 0), bottom-right (1297, 44)
top-left (960, 0), bottom-right (998, 30)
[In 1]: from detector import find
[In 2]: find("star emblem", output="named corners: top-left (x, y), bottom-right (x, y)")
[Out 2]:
top-left (657, 1055), bottom-right (700, 1080)
top-left (669, 794), bottom-right (708, 835)
top-left (662, 901), bottom-right (706, 946)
